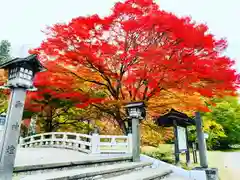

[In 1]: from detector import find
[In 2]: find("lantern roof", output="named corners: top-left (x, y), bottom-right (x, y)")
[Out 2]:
top-left (125, 101), bottom-right (146, 108)
top-left (0, 54), bottom-right (46, 73)
top-left (155, 109), bottom-right (195, 127)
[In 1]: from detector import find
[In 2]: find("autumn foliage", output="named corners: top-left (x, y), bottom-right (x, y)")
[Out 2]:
top-left (25, 61), bottom-right (99, 113)
top-left (30, 0), bottom-right (239, 133)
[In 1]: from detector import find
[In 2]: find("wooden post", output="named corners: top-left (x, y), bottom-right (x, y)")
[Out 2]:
top-left (173, 120), bottom-right (180, 165)
top-left (192, 142), bottom-right (198, 163)
top-left (185, 126), bottom-right (190, 166)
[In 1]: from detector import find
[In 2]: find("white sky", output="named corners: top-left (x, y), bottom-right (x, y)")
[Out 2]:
top-left (0, 0), bottom-right (239, 71)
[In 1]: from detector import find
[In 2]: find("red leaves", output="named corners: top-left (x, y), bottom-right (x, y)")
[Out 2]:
top-left (24, 60), bottom-right (99, 113)
top-left (30, 0), bottom-right (239, 114)
top-left (113, 0), bottom-right (159, 17)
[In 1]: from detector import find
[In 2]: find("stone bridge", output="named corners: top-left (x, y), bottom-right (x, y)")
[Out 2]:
top-left (11, 132), bottom-right (207, 180)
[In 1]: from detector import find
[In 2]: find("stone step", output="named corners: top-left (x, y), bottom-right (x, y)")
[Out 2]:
top-left (13, 161), bottom-right (152, 180)
top-left (13, 154), bottom-right (132, 177)
top-left (164, 173), bottom-right (191, 180)
top-left (104, 167), bottom-right (173, 180)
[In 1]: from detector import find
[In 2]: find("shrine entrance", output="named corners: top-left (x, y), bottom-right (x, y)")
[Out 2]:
top-left (155, 109), bottom-right (195, 166)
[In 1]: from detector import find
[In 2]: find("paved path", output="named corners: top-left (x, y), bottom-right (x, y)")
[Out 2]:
top-left (15, 148), bottom-right (130, 168)
top-left (15, 148), bottom-right (87, 167)
top-left (208, 151), bottom-right (240, 180)
top-left (222, 152), bottom-right (240, 180)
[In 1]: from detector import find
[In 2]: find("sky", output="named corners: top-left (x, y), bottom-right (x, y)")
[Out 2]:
top-left (0, 0), bottom-right (239, 70)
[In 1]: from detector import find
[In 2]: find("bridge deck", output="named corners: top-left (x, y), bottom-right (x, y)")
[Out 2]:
top-left (14, 148), bottom-right (131, 170)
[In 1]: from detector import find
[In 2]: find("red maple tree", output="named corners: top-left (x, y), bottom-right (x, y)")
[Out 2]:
top-left (31, 0), bottom-right (239, 133)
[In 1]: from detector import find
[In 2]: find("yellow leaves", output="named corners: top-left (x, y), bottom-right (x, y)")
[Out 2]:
top-left (202, 117), bottom-right (226, 138)
top-left (148, 90), bottom-right (207, 117)
top-left (0, 69), bottom-right (7, 85)
top-left (96, 119), bottom-right (123, 135)
top-left (140, 118), bottom-right (173, 146)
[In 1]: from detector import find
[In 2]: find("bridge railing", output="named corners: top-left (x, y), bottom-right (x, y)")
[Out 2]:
top-left (19, 132), bottom-right (132, 154)
top-left (93, 134), bottom-right (132, 154)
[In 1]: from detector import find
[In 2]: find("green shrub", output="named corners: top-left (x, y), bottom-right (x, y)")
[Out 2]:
top-left (141, 145), bottom-right (195, 170)
top-left (143, 150), bottom-right (174, 164)
top-left (142, 145), bottom-right (174, 164)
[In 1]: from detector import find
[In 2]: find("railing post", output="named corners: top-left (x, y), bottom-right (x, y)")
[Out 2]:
top-left (62, 133), bottom-right (67, 148)
top-left (18, 136), bottom-right (23, 148)
top-left (111, 137), bottom-right (117, 146)
top-left (91, 133), bottom-right (100, 154)
top-left (75, 135), bottom-right (80, 150)
top-left (39, 135), bottom-right (44, 146)
top-left (51, 134), bottom-right (55, 146)
top-left (128, 133), bottom-right (133, 153)
top-left (29, 136), bottom-right (34, 147)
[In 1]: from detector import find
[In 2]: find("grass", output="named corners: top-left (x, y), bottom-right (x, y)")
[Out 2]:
top-left (141, 144), bottom-right (173, 153)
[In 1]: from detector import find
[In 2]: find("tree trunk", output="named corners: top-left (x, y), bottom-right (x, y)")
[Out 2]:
top-left (115, 109), bottom-right (127, 135)
top-left (119, 121), bottom-right (127, 135)
top-left (42, 117), bottom-right (54, 132)
top-left (28, 115), bottom-right (37, 135)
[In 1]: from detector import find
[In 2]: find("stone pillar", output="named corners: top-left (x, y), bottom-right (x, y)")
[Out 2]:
top-left (205, 168), bottom-right (219, 180)
top-left (194, 112), bottom-right (218, 180)
top-left (132, 118), bottom-right (140, 162)
top-left (193, 167), bottom-right (219, 180)
top-left (0, 88), bottom-right (27, 180)
top-left (195, 112), bottom-right (208, 168)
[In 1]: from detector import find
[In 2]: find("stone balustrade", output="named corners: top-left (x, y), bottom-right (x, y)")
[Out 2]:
top-left (19, 132), bottom-right (132, 154)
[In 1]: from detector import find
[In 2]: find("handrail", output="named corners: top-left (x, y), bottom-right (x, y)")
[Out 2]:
top-left (20, 132), bottom-right (92, 153)
top-left (19, 132), bottom-right (132, 154)
top-left (21, 132), bottom-right (92, 140)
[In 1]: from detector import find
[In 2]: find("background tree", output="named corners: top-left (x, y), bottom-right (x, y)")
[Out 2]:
top-left (188, 118), bottom-right (226, 150)
top-left (0, 40), bottom-right (11, 63)
top-left (188, 96), bottom-right (240, 150)
top-left (208, 97), bottom-right (240, 149)
top-left (0, 40), bottom-right (11, 114)
top-left (32, 0), bottom-right (239, 134)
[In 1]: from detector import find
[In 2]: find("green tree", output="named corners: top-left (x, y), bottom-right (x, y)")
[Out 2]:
top-left (24, 97), bottom-right (93, 133)
top-left (188, 117), bottom-right (226, 150)
top-left (189, 97), bottom-right (240, 150)
top-left (209, 97), bottom-right (240, 148)
top-left (0, 40), bottom-right (11, 63)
